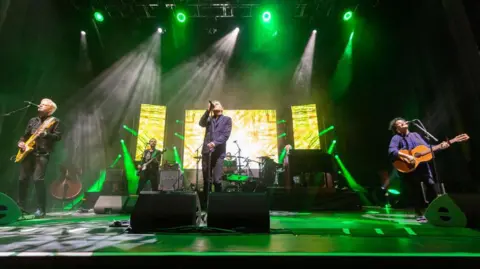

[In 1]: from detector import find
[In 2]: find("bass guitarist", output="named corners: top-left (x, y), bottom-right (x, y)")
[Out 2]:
top-left (388, 117), bottom-right (449, 223)
top-left (17, 98), bottom-right (61, 218)
top-left (136, 138), bottom-right (162, 194)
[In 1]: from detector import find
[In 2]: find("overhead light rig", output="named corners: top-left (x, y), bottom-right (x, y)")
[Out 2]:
top-left (69, 0), bottom-right (362, 20)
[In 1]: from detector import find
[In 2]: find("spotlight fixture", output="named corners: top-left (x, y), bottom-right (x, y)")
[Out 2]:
top-left (176, 12), bottom-right (186, 23)
top-left (262, 11), bottom-right (271, 22)
top-left (343, 11), bottom-right (353, 21)
top-left (157, 28), bottom-right (163, 33)
top-left (313, 30), bottom-right (317, 34)
top-left (235, 27), bottom-right (240, 31)
top-left (80, 31), bottom-right (86, 35)
top-left (93, 11), bottom-right (104, 22)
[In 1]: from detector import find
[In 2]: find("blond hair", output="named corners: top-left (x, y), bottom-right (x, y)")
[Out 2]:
top-left (41, 98), bottom-right (57, 115)
top-left (212, 100), bottom-right (223, 111)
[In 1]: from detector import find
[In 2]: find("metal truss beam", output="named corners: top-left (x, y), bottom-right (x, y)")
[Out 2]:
top-left (69, 0), bottom-right (348, 19)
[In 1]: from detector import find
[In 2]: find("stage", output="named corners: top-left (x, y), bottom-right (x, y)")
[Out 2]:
top-left (1, 208), bottom-right (480, 266)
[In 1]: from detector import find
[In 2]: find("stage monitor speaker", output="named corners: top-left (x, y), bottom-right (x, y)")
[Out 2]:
top-left (207, 192), bottom-right (270, 233)
top-left (0, 192), bottom-right (21, 225)
top-left (425, 193), bottom-right (480, 229)
top-left (130, 191), bottom-right (201, 233)
top-left (93, 195), bottom-right (128, 214)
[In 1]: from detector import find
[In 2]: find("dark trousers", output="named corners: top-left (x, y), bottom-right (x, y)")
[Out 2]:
top-left (18, 154), bottom-right (49, 212)
top-left (136, 169), bottom-right (159, 194)
top-left (402, 164), bottom-right (440, 216)
top-left (202, 152), bottom-right (224, 198)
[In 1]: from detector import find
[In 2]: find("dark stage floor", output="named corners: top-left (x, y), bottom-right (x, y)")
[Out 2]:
top-left (1, 207), bottom-right (480, 257)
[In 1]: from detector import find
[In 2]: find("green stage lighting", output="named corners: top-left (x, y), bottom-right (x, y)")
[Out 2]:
top-left (343, 11), bottom-right (353, 21)
top-left (176, 12), bottom-right (186, 23)
top-left (262, 11), bottom-right (271, 22)
top-left (94, 12), bottom-right (104, 22)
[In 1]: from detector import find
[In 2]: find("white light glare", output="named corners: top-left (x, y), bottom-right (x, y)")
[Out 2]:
top-left (81, 31), bottom-right (86, 35)
top-left (234, 27), bottom-right (240, 32)
top-left (157, 28), bottom-right (163, 33)
top-left (313, 30), bottom-right (317, 34)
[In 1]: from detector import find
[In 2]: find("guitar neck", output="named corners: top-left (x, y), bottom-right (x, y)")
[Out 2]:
top-left (431, 139), bottom-right (456, 152)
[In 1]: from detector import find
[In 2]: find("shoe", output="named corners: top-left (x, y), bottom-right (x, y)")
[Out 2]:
top-left (416, 216), bottom-right (428, 223)
top-left (34, 208), bottom-right (46, 219)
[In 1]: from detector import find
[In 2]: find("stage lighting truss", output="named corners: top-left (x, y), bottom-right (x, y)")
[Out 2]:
top-left (69, 0), bottom-right (360, 20)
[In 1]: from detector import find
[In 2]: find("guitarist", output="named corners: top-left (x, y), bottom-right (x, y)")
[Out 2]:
top-left (17, 98), bottom-right (61, 218)
top-left (136, 138), bottom-right (162, 194)
top-left (388, 117), bottom-right (449, 222)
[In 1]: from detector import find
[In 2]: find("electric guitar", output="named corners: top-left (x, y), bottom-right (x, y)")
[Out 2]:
top-left (393, 133), bottom-right (470, 173)
top-left (136, 149), bottom-right (166, 175)
top-left (15, 117), bottom-right (57, 163)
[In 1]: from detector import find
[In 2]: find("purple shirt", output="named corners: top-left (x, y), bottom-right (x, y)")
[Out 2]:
top-left (388, 132), bottom-right (432, 177)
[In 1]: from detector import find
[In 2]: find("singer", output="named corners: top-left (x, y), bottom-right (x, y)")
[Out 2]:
top-left (387, 117), bottom-right (448, 222)
top-left (17, 98), bottom-right (61, 218)
top-left (199, 100), bottom-right (232, 199)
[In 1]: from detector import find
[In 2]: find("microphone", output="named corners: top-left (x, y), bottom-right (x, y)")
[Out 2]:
top-left (208, 100), bottom-right (215, 110)
top-left (24, 101), bottom-right (39, 107)
top-left (233, 140), bottom-right (237, 143)
top-left (405, 119), bottom-right (418, 124)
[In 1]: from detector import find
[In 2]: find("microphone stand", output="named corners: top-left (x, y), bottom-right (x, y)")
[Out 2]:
top-left (1, 104), bottom-right (31, 117)
top-left (206, 108), bottom-right (214, 212)
top-left (411, 120), bottom-right (445, 195)
top-left (234, 141), bottom-right (242, 174)
top-left (194, 143), bottom-right (203, 192)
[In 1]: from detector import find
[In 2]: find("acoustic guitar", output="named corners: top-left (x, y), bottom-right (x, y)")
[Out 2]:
top-left (15, 117), bottom-right (57, 163)
top-left (393, 133), bottom-right (470, 173)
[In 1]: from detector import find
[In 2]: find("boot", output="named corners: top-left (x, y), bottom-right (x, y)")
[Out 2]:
top-left (34, 181), bottom-right (46, 218)
top-left (18, 180), bottom-right (29, 213)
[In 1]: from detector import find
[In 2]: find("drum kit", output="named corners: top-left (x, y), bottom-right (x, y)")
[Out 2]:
top-left (193, 141), bottom-right (283, 193)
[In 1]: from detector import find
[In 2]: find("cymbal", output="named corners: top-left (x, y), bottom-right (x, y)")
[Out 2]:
top-left (193, 156), bottom-right (202, 159)
top-left (257, 155), bottom-right (273, 158)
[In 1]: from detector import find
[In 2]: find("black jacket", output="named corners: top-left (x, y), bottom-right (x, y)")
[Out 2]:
top-left (19, 116), bottom-right (61, 153)
top-left (140, 149), bottom-right (161, 170)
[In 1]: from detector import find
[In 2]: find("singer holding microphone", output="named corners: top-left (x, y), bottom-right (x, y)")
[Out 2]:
top-left (17, 98), bottom-right (61, 218)
top-left (199, 100), bottom-right (232, 201)
top-left (388, 117), bottom-right (449, 222)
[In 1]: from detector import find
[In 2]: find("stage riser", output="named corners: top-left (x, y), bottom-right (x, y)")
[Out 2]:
top-left (196, 189), bottom-right (362, 212)
top-left (268, 189), bottom-right (362, 212)
top-left (88, 188), bottom-right (362, 214)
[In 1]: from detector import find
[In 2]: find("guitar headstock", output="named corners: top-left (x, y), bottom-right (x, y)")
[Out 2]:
top-left (450, 133), bottom-right (470, 144)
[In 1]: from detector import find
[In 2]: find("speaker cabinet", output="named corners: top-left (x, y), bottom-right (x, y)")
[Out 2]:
top-left (122, 195), bottom-right (139, 213)
top-left (425, 194), bottom-right (480, 229)
top-left (160, 170), bottom-right (182, 191)
top-left (207, 192), bottom-right (270, 233)
top-left (93, 195), bottom-right (128, 214)
top-left (102, 169), bottom-right (128, 195)
top-left (130, 191), bottom-right (201, 233)
top-left (0, 192), bottom-right (21, 225)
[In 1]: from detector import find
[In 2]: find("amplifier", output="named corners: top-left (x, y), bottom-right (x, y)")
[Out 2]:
top-left (160, 169), bottom-right (182, 191)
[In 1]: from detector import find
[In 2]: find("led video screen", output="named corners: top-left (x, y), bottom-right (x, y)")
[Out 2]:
top-left (183, 110), bottom-right (278, 169)
top-left (291, 104), bottom-right (321, 149)
top-left (135, 104), bottom-right (166, 161)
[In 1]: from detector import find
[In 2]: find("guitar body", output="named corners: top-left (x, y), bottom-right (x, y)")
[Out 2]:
top-left (14, 118), bottom-right (57, 163)
top-left (15, 140), bottom-right (36, 163)
top-left (393, 145), bottom-right (433, 173)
